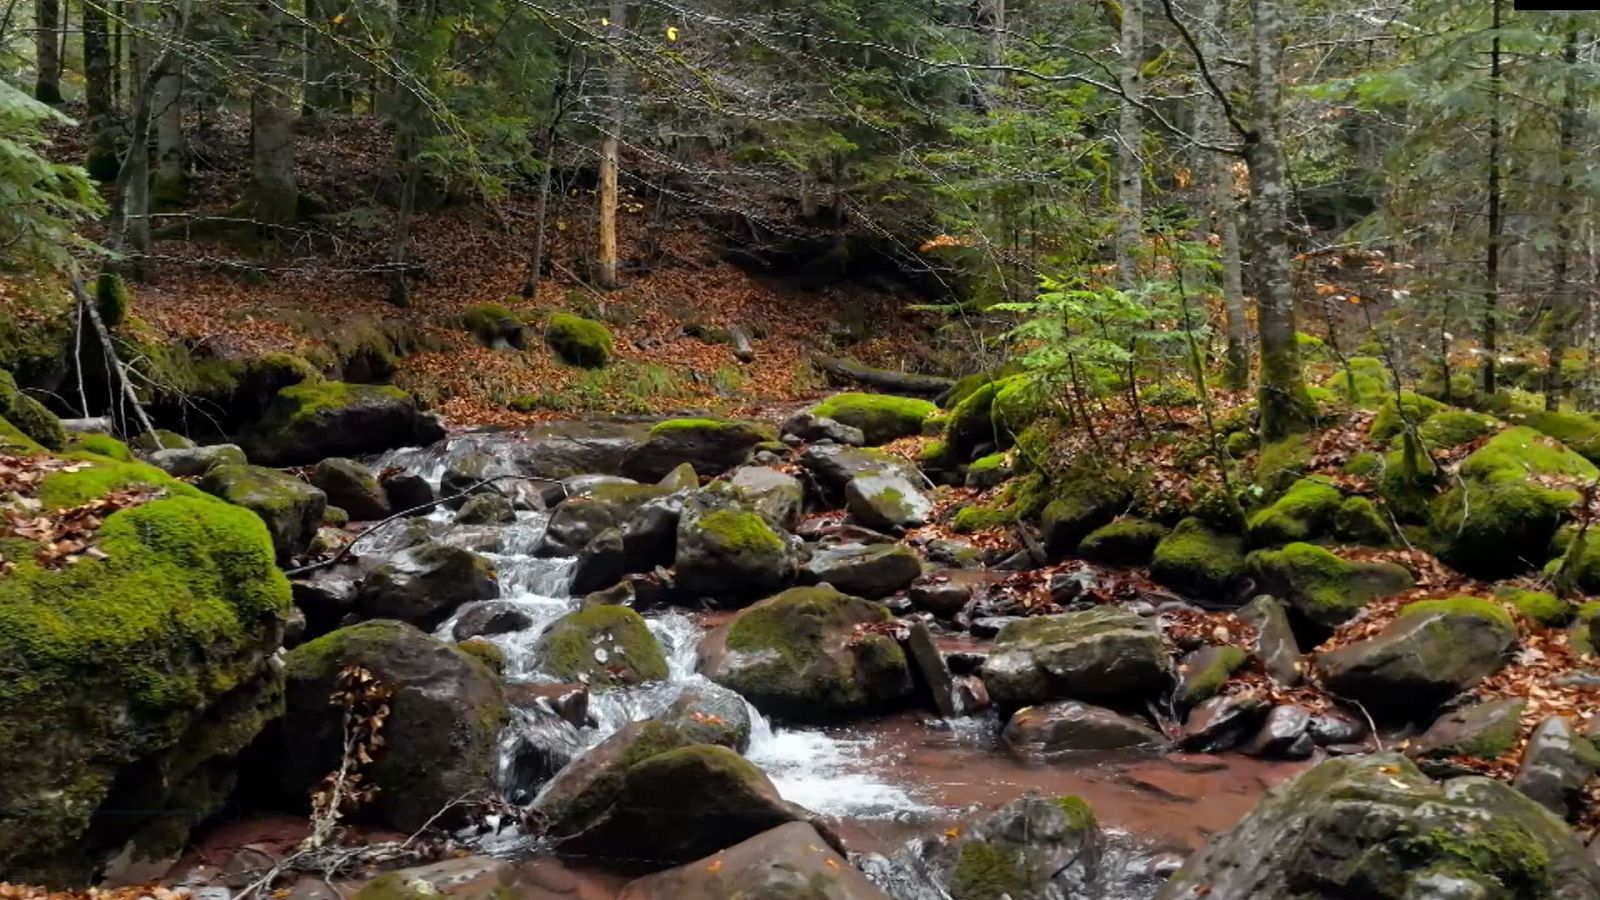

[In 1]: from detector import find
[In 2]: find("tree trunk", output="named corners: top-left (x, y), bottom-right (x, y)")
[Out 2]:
top-left (152, 32), bottom-right (183, 210)
top-left (1200, 0), bottom-right (1248, 390)
top-left (243, 0), bottom-right (298, 226)
top-left (1245, 0), bottom-right (1312, 440)
top-left (1545, 23), bottom-right (1580, 411)
top-left (35, 0), bottom-right (63, 103)
top-left (970, 0), bottom-right (1005, 111)
top-left (83, 0), bottom-right (117, 179)
top-left (127, 0), bottom-right (146, 110)
top-left (303, 0), bottom-right (349, 115)
top-left (1115, 0), bottom-right (1143, 290)
top-left (522, 55), bottom-right (574, 299)
top-left (1483, 0), bottom-right (1503, 396)
top-left (109, 0), bottom-right (184, 282)
top-left (596, 0), bottom-right (624, 290)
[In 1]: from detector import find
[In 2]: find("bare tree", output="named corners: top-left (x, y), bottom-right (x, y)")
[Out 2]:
top-left (35, 0), bottom-right (64, 103)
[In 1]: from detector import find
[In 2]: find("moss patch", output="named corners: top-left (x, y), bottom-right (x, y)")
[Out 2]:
top-left (1078, 517), bottom-right (1169, 565)
top-left (1320, 356), bottom-right (1391, 407)
top-left (947, 840), bottom-right (1031, 900)
top-left (1150, 517), bottom-right (1247, 597)
top-left (1400, 595), bottom-right (1515, 630)
top-left (1369, 392), bottom-right (1446, 443)
top-left (1249, 542), bottom-right (1414, 628)
top-left (1255, 433), bottom-right (1314, 497)
top-left (1247, 477), bottom-right (1342, 546)
top-left (1419, 410), bottom-right (1500, 450)
top-left (810, 392), bottom-right (936, 445)
top-left (534, 605), bottom-right (668, 687)
top-left (0, 370), bottom-right (65, 451)
top-left (1524, 410), bottom-right (1600, 464)
top-left (64, 433), bottom-right (133, 462)
top-left (1495, 588), bottom-right (1572, 627)
top-left (546, 313), bottom-right (613, 368)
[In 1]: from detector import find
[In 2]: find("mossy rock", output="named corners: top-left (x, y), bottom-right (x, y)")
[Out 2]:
top-left (939, 794), bottom-right (1103, 900)
top-left (675, 496), bottom-right (794, 601)
top-left (1078, 517), bottom-right (1169, 566)
top-left (0, 413), bottom-right (45, 453)
top-left (0, 369), bottom-right (65, 451)
top-left (1333, 495), bottom-right (1393, 547)
top-left (1039, 472), bottom-right (1131, 557)
top-left (1247, 543), bottom-right (1413, 629)
top-left (1418, 410), bottom-right (1500, 450)
top-left (1150, 517), bottom-right (1247, 598)
top-left (943, 377), bottom-right (1008, 459)
top-left (534, 605), bottom-right (669, 687)
top-left (944, 363), bottom-right (1026, 410)
top-left (1553, 529), bottom-right (1600, 596)
top-left (64, 432), bottom-right (133, 462)
top-left (1369, 392), bottom-right (1446, 443)
top-left (1495, 587), bottom-right (1573, 627)
top-left (980, 607), bottom-right (1171, 709)
top-left (808, 392), bottom-right (936, 445)
top-left (131, 429), bottom-right (196, 453)
top-left (1174, 645), bottom-right (1250, 709)
top-left (1525, 410), bottom-right (1600, 464)
top-left (991, 375), bottom-right (1053, 437)
top-left (965, 451), bottom-right (1014, 489)
top-left (198, 463), bottom-right (327, 563)
top-left (456, 637), bottom-right (507, 675)
top-left (1413, 698), bottom-right (1528, 767)
top-left (241, 380), bottom-right (443, 467)
top-left (1223, 430), bottom-right (1257, 458)
top-left (1343, 451), bottom-right (1380, 477)
top-left (1247, 477), bottom-right (1342, 546)
top-left (94, 272), bottom-right (129, 329)
top-left (460, 302), bottom-right (526, 349)
top-left (1319, 356), bottom-right (1392, 408)
top-left (546, 312), bottom-right (613, 368)
top-left (622, 418), bottom-right (777, 481)
top-left (1377, 446), bottom-right (1439, 523)
top-left (699, 585), bottom-right (911, 722)
top-left (0, 479), bottom-right (290, 883)
top-left (1570, 602), bottom-right (1599, 656)
top-left (1254, 433), bottom-right (1313, 498)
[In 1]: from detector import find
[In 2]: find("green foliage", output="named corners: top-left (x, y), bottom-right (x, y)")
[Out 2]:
top-left (0, 82), bottom-right (105, 275)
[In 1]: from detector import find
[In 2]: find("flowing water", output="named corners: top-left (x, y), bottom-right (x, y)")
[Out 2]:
top-left (370, 435), bottom-right (1307, 898)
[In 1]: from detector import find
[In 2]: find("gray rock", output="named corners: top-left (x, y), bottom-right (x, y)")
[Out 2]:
top-left (845, 470), bottom-right (932, 531)
top-left (440, 452), bottom-right (504, 510)
top-left (617, 822), bottom-right (887, 900)
top-left (980, 607), bottom-right (1172, 709)
top-left (311, 458), bottom-right (389, 521)
top-left (1412, 698), bottom-right (1526, 774)
top-left (356, 542), bottom-right (499, 628)
top-left (149, 443), bottom-right (246, 478)
top-left (729, 465), bottom-right (805, 530)
top-left (801, 542), bottom-right (923, 598)
top-left (621, 494), bottom-right (683, 572)
top-left (1003, 700), bottom-right (1166, 759)
top-left (454, 492), bottom-right (516, 525)
top-left (797, 444), bottom-right (918, 496)
top-left (1314, 604), bottom-right (1515, 715)
top-left (665, 683), bottom-right (754, 752)
top-left (1242, 705), bottom-right (1314, 759)
top-left (381, 470), bottom-right (436, 516)
top-left (570, 527), bottom-right (626, 596)
top-left (901, 621), bottom-right (957, 718)
top-left (197, 463), bottom-right (326, 562)
top-left (1237, 595), bottom-right (1302, 686)
top-left (1513, 716), bottom-right (1600, 818)
top-left (908, 570), bottom-right (988, 617)
top-left (674, 488), bottom-right (795, 602)
top-left (1179, 693), bottom-right (1270, 753)
top-left (781, 411), bottom-right (866, 447)
top-left (451, 600), bottom-right (535, 641)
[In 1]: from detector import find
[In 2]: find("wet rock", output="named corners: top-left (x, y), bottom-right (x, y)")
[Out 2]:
top-left (1242, 705), bottom-right (1314, 759)
top-left (969, 615), bottom-right (1020, 638)
top-left (923, 537), bottom-right (983, 569)
top-left (954, 676), bottom-right (991, 715)
top-left (698, 585), bottom-right (912, 721)
top-left (454, 492), bottom-right (515, 525)
top-left (618, 821), bottom-right (887, 899)
top-left (909, 570), bottom-right (989, 617)
top-left (311, 458), bottom-right (389, 521)
top-left (665, 683), bottom-right (754, 752)
top-left (947, 651), bottom-right (986, 675)
top-left (440, 452), bottom-right (504, 510)
top-left (801, 542), bottom-right (923, 599)
top-left (451, 600), bottom-right (535, 641)
top-left (1004, 701), bottom-right (1166, 759)
top-left (279, 621), bottom-right (508, 833)
top-left (1314, 598), bottom-right (1515, 716)
top-left (290, 565), bottom-right (362, 638)
top-left (537, 497), bottom-right (616, 557)
top-left (927, 794), bottom-right (1104, 900)
top-left (570, 527), bottom-right (627, 596)
top-left (781, 411), bottom-right (867, 446)
top-left (621, 494), bottom-right (683, 572)
top-left (657, 461), bottom-right (700, 493)
top-left (149, 443), bottom-right (246, 478)
top-left (729, 465), bottom-right (805, 530)
top-left (845, 470), bottom-right (932, 531)
top-left (621, 418), bottom-right (777, 481)
top-left (541, 473), bottom-right (633, 507)
top-left (1307, 711), bottom-right (1367, 749)
top-left (1412, 698), bottom-right (1526, 775)
top-left (798, 444), bottom-right (919, 498)
top-left (1155, 754), bottom-right (1600, 900)
top-left (674, 488), bottom-right (796, 601)
top-left (1512, 716), bottom-right (1600, 819)
top-left (1149, 517), bottom-right (1247, 599)
top-left (900, 621), bottom-right (958, 718)
top-left (532, 605), bottom-right (668, 687)
top-left (1173, 645), bottom-right (1249, 709)
top-left (980, 607), bottom-right (1171, 710)
top-left (1179, 693), bottom-right (1270, 753)
top-left (351, 857), bottom-right (513, 900)
top-left (356, 541), bottom-right (499, 629)
top-left (1236, 595), bottom-right (1302, 686)
top-left (1248, 543), bottom-right (1415, 629)
top-left (198, 463), bottom-right (327, 562)
top-left (509, 420), bottom-right (652, 480)
top-left (1046, 566), bottom-right (1100, 607)
top-left (381, 470), bottom-right (436, 516)
top-left (242, 382), bottom-right (444, 467)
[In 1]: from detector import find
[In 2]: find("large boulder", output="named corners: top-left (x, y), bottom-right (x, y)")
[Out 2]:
top-left (198, 463), bottom-right (327, 562)
top-left (1156, 754), bottom-right (1600, 900)
top-left (698, 585), bottom-right (912, 721)
top-left (0, 370), bottom-right (65, 450)
top-left (532, 605), bottom-right (669, 686)
top-left (1247, 543), bottom-right (1414, 629)
top-left (545, 312), bottom-right (613, 368)
top-left (1003, 701), bottom-right (1166, 760)
top-left (1039, 479), bottom-right (1129, 557)
top-left (1237, 595), bottom-right (1302, 686)
top-left (808, 392), bottom-right (936, 445)
top-left (0, 481), bottom-right (289, 885)
top-left (845, 469), bottom-right (932, 531)
top-left (241, 381), bottom-right (445, 466)
top-left (800, 542), bottom-right (923, 598)
top-left (312, 457), bottom-right (390, 521)
top-left (1315, 597), bottom-right (1516, 717)
top-left (1412, 698), bottom-right (1528, 775)
top-left (501, 421), bottom-right (651, 480)
top-left (148, 443), bottom-right (246, 477)
top-left (926, 794), bottom-right (1104, 900)
top-left (729, 465), bottom-right (805, 530)
top-left (797, 444), bottom-right (919, 496)
top-left (355, 542), bottom-right (499, 628)
top-left (1150, 517), bottom-right (1247, 599)
top-left (674, 490), bottom-right (795, 601)
top-left (979, 607), bottom-right (1171, 710)
top-left (621, 418), bottom-right (777, 481)
top-left (619, 821), bottom-right (888, 899)
top-left (279, 621), bottom-right (509, 833)
top-left (538, 481), bottom-right (670, 557)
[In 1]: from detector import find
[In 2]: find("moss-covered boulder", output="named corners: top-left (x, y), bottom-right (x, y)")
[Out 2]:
top-left (454, 492), bottom-right (516, 525)
top-left (1369, 392), bottom-right (1446, 443)
top-left (808, 392), bottom-right (936, 445)
top-left (698, 585), bottom-right (911, 721)
top-left (0, 412), bottom-right (44, 453)
top-left (929, 794), bottom-right (1103, 900)
top-left (0, 484), bottom-right (289, 884)
top-left (1430, 427), bottom-right (1596, 579)
top-left (0, 369), bottom-right (65, 450)
top-left (675, 491), bottom-right (795, 601)
top-left (990, 374), bottom-right (1052, 438)
top-left (64, 432), bottom-right (133, 461)
top-left (942, 377), bottom-right (1007, 460)
top-left (460, 303), bottom-right (526, 349)
top-left (1247, 543), bottom-right (1414, 629)
top-left (1150, 518), bottom-right (1247, 599)
top-left (618, 821), bottom-right (887, 900)
top-left (621, 418), bottom-right (777, 481)
top-left (545, 312), bottom-right (613, 368)
top-left (1078, 517), bottom-right (1169, 565)
top-left (1246, 477), bottom-right (1343, 546)
top-left (799, 542), bottom-right (923, 599)
top-left (533, 605), bottom-right (668, 686)
top-left (148, 443), bottom-right (247, 478)
top-left (278, 621), bottom-right (508, 833)
top-left (240, 381), bottom-right (446, 466)
top-left (1254, 433), bottom-right (1314, 497)
top-left (1498, 587), bottom-right (1574, 627)
top-left (964, 451), bottom-right (1013, 489)
top-left (355, 542), bottom-right (499, 629)
top-left (979, 607), bottom-right (1171, 710)
top-left (1318, 356), bottom-right (1392, 408)
top-left (198, 463), bottom-right (328, 562)
top-left (1156, 754), bottom-right (1600, 900)
top-left (1174, 645), bottom-right (1250, 709)
top-left (845, 469), bottom-right (933, 531)
top-left (728, 465), bottom-right (804, 531)
top-left (130, 428), bottom-right (195, 453)
top-left (311, 457), bottom-right (389, 521)
top-left (1525, 410), bottom-right (1600, 464)
top-left (1411, 698), bottom-right (1528, 775)
top-left (1039, 476), bottom-right (1130, 557)
top-left (1419, 410), bottom-right (1501, 450)
top-left (1314, 597), bottom-right (1515, 716)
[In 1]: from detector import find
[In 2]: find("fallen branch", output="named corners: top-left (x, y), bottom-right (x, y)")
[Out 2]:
top-left (812, 355), bottom-right (954, 397)
top-left (69, 275), bottom-right (156, 439)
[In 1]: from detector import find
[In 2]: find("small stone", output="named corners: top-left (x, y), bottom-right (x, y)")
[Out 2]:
top-left (1179, 693), bottom-right (1269, 753)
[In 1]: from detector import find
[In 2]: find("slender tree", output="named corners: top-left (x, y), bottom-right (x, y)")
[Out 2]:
top-left (1482, 0), bottom-right (1503, 395)
top-left (83, 0), bottom-right (117, 179)
top-left (1115, 0), bottom-right (1144, 290)
top-left (1199, 0), bottom-right (1248, 390)
top-left (1545, 21), bottom-right (1581, 411)
top-left (241, 0), bottom-right (299, 226)
top-left (35, 0), bottom-right (64, 103)
top-left (597, 0), bottom-right (625, 289)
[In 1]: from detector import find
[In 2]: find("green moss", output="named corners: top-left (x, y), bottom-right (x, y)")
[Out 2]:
top-left (1248, 543), bottom-right (1413, 627)
top-left (1570, 603), bottom-right (1599, 656)
top-left (951, 473), bottom-right (1049, 533)
top-left (944, 363), bottom-right (1026, 410)
top-left (1400, 596), bottom-right (1515, 630)
top-left (546, 312), bottom-right (613, 368)
top-left (1176, 645), bottom-right (1248, 707)
top-left (1320, 356), bottom-right (1391, 407)
top-left (810, 392), bottom-right (936, 445)
top-left (1223, 430), bottom-right (1257, 458)
top-left (968, 452), bottom-right (1009, 473)
top-left (37, 458), bottom-right (195, 509)
top-left (0, 414), bottom-right (44, 453)
top-left (1494, 588), bottom-right (1572, 627)
top-left (1369, 392), bottom-right (1447, 443)
top-left (1247, 477), bottom-right (1343, 546)
top-left (533, 605), bottom-right (668, 687)
top-left (1461, 426), bottom-right (1598, 483)
top-left (944, 378), bottom-right (1005, 458)
top-left (947, 840), bottom-right (1031, 900)
top-left (461, 303), bottom-right (523, 344)
top-left (64, 433), bottom-right (133, 462)
top-left (1400, 823), bottom-right (1551, 896)
top-left (1052, 795), bottom-right (1096, 831)
top-left (1333, 495), bottom-right (1393, 546)
top-left (457, 638), bottom-right (507, 675)
top-left (95, 272), bottom-right (129, 329)
top-left (1524, 410), bottom-right (1600, 464)
top-left (1419, 411), bottom-right (1500, 450)
top-left (1150, 517), bottom-right (1247, 597)
top-left (0, 370), bottom-right (66, 451)
top-left (1343, 451), bottom-right (1380, 477)
top-left (322, 505), bottom-right (349, 527)
top-left (697, 508), bottom-right (785, 556)
top-left (1419, 367), bottom-right (1481, 406)
top-left (1078, 517), bottom-right (1169, 565)
top-left (1254, 433), bottom-right (1313, 497)
top-left (991, 375), bottom-right (1052, 436)
top-left (1378, 447), bottom-right (1439, 522)
top-left (919, 438), bottom-right (953, 468)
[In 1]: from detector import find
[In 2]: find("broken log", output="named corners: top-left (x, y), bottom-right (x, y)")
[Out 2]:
top-left (813, 355), bottom-right (953, 397)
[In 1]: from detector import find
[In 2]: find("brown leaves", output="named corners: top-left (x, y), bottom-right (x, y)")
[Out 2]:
top-left (0, 454), bottom-right (158, 570)
top-left (308, 666), bottom-right (394, 832)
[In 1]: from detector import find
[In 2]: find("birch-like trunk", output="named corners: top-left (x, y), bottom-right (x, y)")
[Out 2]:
top-left (1199, 0), bottom-right (1248, 389)
top-left (83, 0), bottom-right (117, 179)
top-left (597, 0), bottom-right (625, 289)
top-left (1482, 0), bottom-right (1503, 395)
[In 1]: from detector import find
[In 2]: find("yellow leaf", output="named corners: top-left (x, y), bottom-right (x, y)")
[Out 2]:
top-left (332, 12), bottom-right (345, 24)
top-left (600, 16), bottom-right (609, 26)
top-left (666, 25), bottom-right (679, 41)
